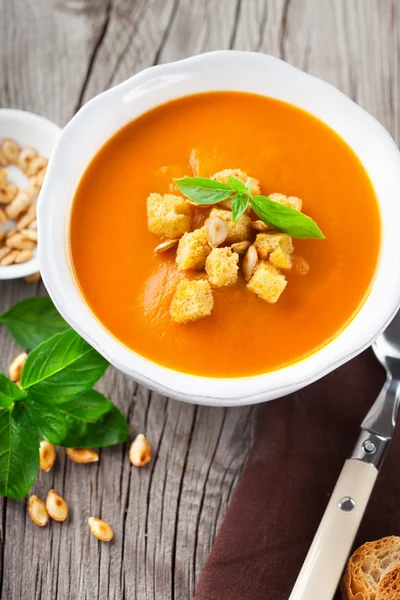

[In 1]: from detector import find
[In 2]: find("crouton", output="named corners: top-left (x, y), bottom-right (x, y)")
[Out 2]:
top-left (170, 279), bottom-right (214, 323)
top-left (341, 536), bottom-right (400, 600)
top-left (147, 193), bottom-right (191, 239)
top-left (176, 227), bottom-right (211, 271)
top-left (206, 208), bottom-right (251, 244)
top-left (211, 168), bottom-right (261, 196)
top-left (247, 261), bottom-right (287, 303)
top-left (268, 192), bottom-right (303, 212)
top-left (254, 233), bottom-right (294, 269)
top-left (205, 247), bottom-right (239, 287)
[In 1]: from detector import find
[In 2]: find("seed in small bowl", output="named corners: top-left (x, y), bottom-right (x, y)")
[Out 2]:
top-left (0, 135), bottom-right (50, 274)
top-left (34, 167), bottom-right (47, 187)
top-left (0, 184), bottom-right (18, 204)
top-left (20, 228), bottom-right (38, 242)
top-left (17, 147), bottom-right (37, 174)
top-left (6, 232), bottom-right (35, 251)
top-left (2, 139), bottom-right (19, 163)
top-left (5, 191), bottom-right (31, 220)
top-left (26, 156), bottom-right (48, 178)
top-left (15, 249), bottom-right (33, 264)
top-left (0, 149), bottom-right (7, 166)
top-left (0, 249), bottom-right (16, 266)
top-left (17, 204), bottom-right (36, 230)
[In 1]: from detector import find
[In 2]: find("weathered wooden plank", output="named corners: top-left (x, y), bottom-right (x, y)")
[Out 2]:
top-left (276, 0), bottom-right (399, 142)
top-left (0, 0), bottom-right (399, 599)
top-left (0, 0), bottom-right (111, 125)
top-left (79, 0), bottom-right (179, 104)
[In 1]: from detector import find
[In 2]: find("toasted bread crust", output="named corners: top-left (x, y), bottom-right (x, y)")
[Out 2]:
top-left (376, 564), bottom-right (400, 600)
top-left (341, 537), bottom-right (400, 600)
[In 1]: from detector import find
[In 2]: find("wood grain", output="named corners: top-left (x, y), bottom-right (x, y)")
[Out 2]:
top-left (0, 0), bottom-right (399, 597)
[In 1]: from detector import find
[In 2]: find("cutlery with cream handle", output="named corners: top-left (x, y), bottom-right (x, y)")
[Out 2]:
top-left (289, 310), bottom-right (400, 599)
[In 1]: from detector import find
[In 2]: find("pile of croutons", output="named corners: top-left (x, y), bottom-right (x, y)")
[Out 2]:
top-left (147, 169), bottom-right (305, 324)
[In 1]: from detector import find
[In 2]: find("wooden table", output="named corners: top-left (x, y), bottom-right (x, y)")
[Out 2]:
top-left (0, 1), bottom-right (398, 598)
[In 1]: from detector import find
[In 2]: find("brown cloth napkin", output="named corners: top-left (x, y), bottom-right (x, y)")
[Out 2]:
top-left (194, 349), bottom-right (400, 600)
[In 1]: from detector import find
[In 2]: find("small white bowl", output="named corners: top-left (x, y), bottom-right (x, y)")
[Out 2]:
top-left (0, 109), bottom-right (61, 280)
top-left (38, 51), bottom-right (400, 406)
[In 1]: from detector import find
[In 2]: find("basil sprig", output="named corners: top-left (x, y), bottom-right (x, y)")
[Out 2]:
top-left (0, 297), bottom-right (69, 349)
top-left (0, 297), bottom-right (129, 499)
top-left (21, 329), bottom-right (108, 400)
top-left (173, 176), bottom-right (232, 204)
top-left (174, 176), bottom-right (325, 239)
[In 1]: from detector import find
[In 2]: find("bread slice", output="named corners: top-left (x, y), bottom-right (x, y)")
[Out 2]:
top-left (376, 564), bottom-right (400, 599)
top-left (341, 536), bottom-right (400, 600)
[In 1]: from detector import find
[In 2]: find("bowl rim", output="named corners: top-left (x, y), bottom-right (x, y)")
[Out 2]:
top-left (0, 108), bottom-right (61, 280)
top-left (38, 50), bottom-right (400, 406)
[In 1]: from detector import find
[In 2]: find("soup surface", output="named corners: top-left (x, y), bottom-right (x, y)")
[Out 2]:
top-left (70, 92), bottom-right (380, 377)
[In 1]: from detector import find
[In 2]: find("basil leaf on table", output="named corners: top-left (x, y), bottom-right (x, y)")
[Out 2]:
top-left (174, 176), bottom-right (233, 204)
top-left (25, 390), bottom-right (128, 447)
top-left (231, 192), bottom-right (249, 222)
top-left (57, 391), bottom-right (128, 447)
top-left (250, 195), bottom-right (325, 239)
top-left (21, 329), bottom-right (108, 399)
top-left (23, 396), bottom-right (67, 445)
top-left (0, 403), bottom-right (39, 499)
top-left (0, 371), bottom-right (26, 408)
top-left (0, 297), bottom-right (69, 349)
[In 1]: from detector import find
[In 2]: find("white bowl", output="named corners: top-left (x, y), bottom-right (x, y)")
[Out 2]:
top-left (0, 109), bottom-right (61, 280)
top-left (38, 51), bottom-right (400, 406)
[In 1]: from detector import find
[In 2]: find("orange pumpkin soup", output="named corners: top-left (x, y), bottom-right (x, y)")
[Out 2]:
top-left (70, 92), bottom-right (380, 377)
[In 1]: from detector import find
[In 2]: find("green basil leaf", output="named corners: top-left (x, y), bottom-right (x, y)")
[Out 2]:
top-left (228, 176), bottom-right (248, 193)
top-left (23, 396), bottom-right (67, 444)
top-left (0, 371), bottom-right (26, 408)
top-left (25, 390), bottom-right (128, 447)
top-left (250, 195), bottom-right (325, 239)
top-left (0, 297), bottom-right (69, 349)
top-left (57, 391), bottom-right (128, 447)
top-left (21, 329), bottom-right (108, 399)
top-left (245, 179), bottom-right (254, 195)
top-left (0, 404), bottom-right (39, 498)
top-left (174, 176), bottom-right (233, 204)
top-left (231, 193), bottom-right (249, 222)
